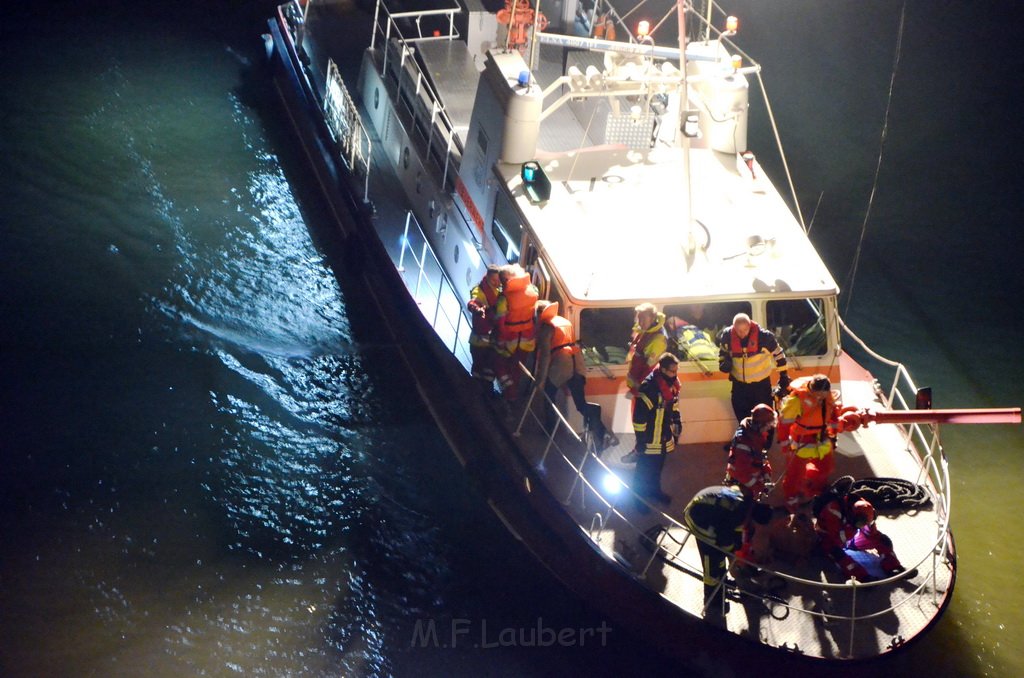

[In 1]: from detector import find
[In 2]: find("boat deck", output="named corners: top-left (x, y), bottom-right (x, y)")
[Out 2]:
top-left (507, 379), bottom-right (953, 660)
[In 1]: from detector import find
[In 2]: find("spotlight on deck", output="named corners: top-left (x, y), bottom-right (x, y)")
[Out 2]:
top-left (602, 472), bottom-right (624, 495)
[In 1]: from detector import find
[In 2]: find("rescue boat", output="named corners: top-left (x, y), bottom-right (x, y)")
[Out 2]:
top-left (264, 0), bottom-right (1020, 664)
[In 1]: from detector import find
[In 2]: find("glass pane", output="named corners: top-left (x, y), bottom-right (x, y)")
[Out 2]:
top-left (766, 298), bottom-right (828, 357)
top-left (662, 301), bottom-right (750, 363)
top-left (493, 191), bottom-right (522, 263)
top-left (579, 307), bottom-right (636, 366)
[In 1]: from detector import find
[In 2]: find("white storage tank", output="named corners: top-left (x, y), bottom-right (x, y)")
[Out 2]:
top-left (485, 51), bottom-right (542, 164)
top-left (686, 41), bottom-right (749, 155)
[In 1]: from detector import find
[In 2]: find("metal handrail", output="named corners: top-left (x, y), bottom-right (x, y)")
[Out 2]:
top-left (370, 0), bottom-right (462, 160)
top-left (395, 211), bottom-right (471, 367)
top-left (324, 60), bottom-right (373, 203)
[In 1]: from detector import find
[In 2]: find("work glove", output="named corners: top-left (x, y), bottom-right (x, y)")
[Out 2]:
top-left (774, 371), bottom-right (791, 398)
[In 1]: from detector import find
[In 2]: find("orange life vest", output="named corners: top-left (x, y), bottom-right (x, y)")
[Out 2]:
top-left (548, 316), bottom-right (580, 355)
top-left (496, 270), bottom-right (538, 352)
top-left (783, 376), bottom-right (838, 442)
top-left (729, 322), bottom-right (760, 356)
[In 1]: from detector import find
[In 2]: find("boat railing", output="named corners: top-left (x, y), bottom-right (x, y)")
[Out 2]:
top-left (370, 0), bottom-right (463, 195)
top-left (837, 315), bottom-right (952, 536)
top-left (324, 59), bottom-right (372, 203)
top-left (395, 210), bottom-right (472, 371)
top-left (510, 360), bottom-right (951, 657)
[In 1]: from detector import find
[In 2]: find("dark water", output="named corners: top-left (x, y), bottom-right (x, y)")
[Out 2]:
top-left (1, 1), bottom-right (1021, 676)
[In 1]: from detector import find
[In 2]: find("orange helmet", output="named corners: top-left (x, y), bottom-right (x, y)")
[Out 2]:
top-left (851, 499), bottom-right (875, 526)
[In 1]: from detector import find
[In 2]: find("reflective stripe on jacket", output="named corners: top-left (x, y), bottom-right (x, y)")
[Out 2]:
top-left (467, 277), bottom-right (500, 347)
top-left (632, 370), bottom-right (680, 454)
top-left (779, 376), bottom-right (838, 443)
top-left (626, 313), bottom-right (668, 391)
top-left (717, 322), bottom-right (787, 384)
top-left (683, 485), bottom-right (748, 551)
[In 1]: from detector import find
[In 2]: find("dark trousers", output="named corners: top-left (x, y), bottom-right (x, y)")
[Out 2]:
top-left (633, 452), bottom-right (666, 498)
top-left (696, 538), bottom-right (730, 606)
top-left (730, 378), bottom-right (772, 422)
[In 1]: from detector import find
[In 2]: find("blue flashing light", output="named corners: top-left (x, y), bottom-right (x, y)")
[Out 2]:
top-left (517, 70), bottom-right (530, 87)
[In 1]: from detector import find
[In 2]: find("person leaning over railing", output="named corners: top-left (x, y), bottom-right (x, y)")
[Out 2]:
top-left (533, 300), bottom-right (588, 431)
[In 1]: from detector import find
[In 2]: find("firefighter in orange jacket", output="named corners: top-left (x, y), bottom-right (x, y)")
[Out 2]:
top-left (467, 265), bottom-right (502, 390)
top-left (777, 374), bottom-right (862, 511)
top-left (493, 264), bottom-right (539, 400)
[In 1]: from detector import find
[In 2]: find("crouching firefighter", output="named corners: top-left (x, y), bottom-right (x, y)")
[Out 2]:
top-left (813, 477), bottom-right (908, 581)
top-left (683, 484), bottom-right (773, 618)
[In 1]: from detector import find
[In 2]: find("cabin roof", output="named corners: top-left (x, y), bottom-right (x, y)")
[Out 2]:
top-left (499, 144), bottom-right (838, 306)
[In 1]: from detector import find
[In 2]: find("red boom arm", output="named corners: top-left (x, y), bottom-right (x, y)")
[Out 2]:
top-left (860, 408), bottom-right (1021, 426)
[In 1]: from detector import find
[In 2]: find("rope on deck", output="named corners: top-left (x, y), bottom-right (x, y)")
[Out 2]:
top-left (841, 475), bottom-right (933, 512)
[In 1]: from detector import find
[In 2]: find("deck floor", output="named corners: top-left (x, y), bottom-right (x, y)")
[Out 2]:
top-left (507, 391), bottom-right (953, 660)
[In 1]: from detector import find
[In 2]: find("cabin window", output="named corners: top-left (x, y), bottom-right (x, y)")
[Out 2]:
top-left (531, 257), bottom-right (551, 300)
top-left (662, 301), bottom-right (750, 363)
top-left (766, 298), bottom-right (828, 357)
top-left (547, 284), bottom-right (564, 314)
top-left (579, 307), bottom-right (635, 365)
top-left (492, 192), bottom-right (522, 264)
top-left (477, 127), bottom-right (488, 156)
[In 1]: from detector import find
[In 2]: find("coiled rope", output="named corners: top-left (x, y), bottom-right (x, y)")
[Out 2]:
top-left (838, 475), bottom-right (932, 512)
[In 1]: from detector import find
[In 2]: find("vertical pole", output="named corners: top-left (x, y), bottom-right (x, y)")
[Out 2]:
top-left (848, 579), bottom-right (858, 657)
top-left (678, 1), bottom-right (695, 253)
top-left (398, 211), bottom-right (412, 271)
top-left (364, 137), bottom-right (372, 204)
top-left (370, 0), bottom-right (381, 51)
top-left (416, 242), bottom-right (428, 301)
top-left (529, 0), bottom-right (543, 73)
